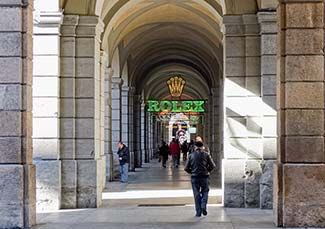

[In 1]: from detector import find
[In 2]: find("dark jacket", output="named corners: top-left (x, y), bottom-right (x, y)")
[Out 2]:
top-left (117, 145), bottom-right (129, 165)
top-left (184, 149), bottom-right (215, 176)
top-left (159, 144), bottom-right (169, 160)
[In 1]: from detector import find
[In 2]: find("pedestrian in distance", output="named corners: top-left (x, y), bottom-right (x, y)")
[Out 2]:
top-left (117, 141), bottom-right (129, 183)
top-left (184, 141), bottom-right (216, 217)
top-left (169, 138), bottom-right (181, 168)
top-left (181, 140), bottom-right (189, 161)
top-left (159, 140), bottom-right (169, 168)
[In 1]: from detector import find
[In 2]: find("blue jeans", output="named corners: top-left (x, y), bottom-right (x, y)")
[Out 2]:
top-left (191, 176), bottom-right (210, 216)
top-left (120, 163), bottom-right (129, 182)
top-left (172, 155), bottom-right (178, 167)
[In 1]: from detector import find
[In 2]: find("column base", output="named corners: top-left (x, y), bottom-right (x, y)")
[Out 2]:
top-left (223, 159), bottom-right (274, 209)
top-left (0, 165), bottom-right (36, 228)
top-left (35, 160), bottom-right (61, 212)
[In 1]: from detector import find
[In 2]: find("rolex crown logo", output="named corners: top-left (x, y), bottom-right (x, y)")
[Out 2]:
top-left (167, 76), bottom-right (186, 97)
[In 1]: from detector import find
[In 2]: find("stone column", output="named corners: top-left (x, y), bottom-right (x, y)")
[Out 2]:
top-left (75, 16), bottom-right (104, 208)
top-left (140, 101), bottom-right (147, 163)
top-left (104, 67), bottom-right (113, 181)
top-left (60, 15), bottom-right (104, 208)
top-left (258, 11), bottom-right (277, 209)
top-left (121, 86), bottom-right (129, 143)
top-left (134, 95), bottom-right (142, 167)
top-left (111, 77), bottom-right (123, 179)
top-left (275, 1), bottom-right (325, 227)
top-left (59, 15), bottom-right (78, 209)
top-left (0, 0), bottom-right (35, 227)
top-left (223, 15), bottom-right (263, 208)
top-left (210, 88), bottom-right (221, 184)
top-left (33, 4), bottom-right (62, 212)
top-left (99, 51), bottom-right (108, 190)
top-left (128, 87), bottom-right (135, 171)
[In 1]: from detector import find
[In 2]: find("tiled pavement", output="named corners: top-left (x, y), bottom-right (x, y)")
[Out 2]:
top-left (32, 160), bottom-right (306, 229)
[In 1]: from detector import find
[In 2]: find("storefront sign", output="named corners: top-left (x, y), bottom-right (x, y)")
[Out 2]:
top-left (147, 100), bottom-right (205, 113)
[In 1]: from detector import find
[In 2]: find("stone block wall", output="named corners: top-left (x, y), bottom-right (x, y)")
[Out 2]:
top-left (58, 15), bottom-right (105, 208)
top-left (275, 1), bottom-right (325, 227)
top-left (223, 12), bottom-right (277, 209)
top-left (0, 0), bottom-right (36, 227)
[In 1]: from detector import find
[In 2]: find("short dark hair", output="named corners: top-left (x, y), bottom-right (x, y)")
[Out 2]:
top-left (118, 141), bottom-right (123, 144)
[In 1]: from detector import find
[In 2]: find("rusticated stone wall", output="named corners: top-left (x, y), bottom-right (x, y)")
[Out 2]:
top-left (0, 0), bottom-right (35, 228)
top-left (223, 12), bottom-right (277, 209)
top-left (275, 0), bottom-right (325, 227)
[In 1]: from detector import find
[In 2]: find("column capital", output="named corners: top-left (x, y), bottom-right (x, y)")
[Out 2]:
top-left (122, 86), bottom-right (130, 93)
top-left (111, 77), bottom-right (123, 89)
top-left (34, 10), bottom-right (63, 36)
top-left (258, 12), bottom-right (277, 34)
top-left (61, 15), bottom-right (79, 36)
top-left (222, 14), bottom-right (259, 36)
top-left (77, 16), bottom-right (104, 37)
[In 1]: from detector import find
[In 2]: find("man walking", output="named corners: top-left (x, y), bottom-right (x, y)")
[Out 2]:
top-left (184, 141), bottom-right (215, 217)
top-left (117, 141), bottom-right (129, 183)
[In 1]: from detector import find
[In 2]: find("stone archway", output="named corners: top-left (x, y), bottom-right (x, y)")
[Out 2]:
top-left (2, 0), bottom-right (325, 228)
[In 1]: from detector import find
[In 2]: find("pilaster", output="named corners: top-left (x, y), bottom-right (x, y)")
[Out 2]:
top-left (276, 1), bottom-right (325, 227)
top-left (128, 87), bottom-right (135, 171)
top-left (134, 95), bottom-right (143, 168)
top-left (111, 77), bottom-right (123, 180)
top-left (33, 5), bottom-right (63, 212)
top-left (223, 14), bottom-right (262, 208)
top-left (60, 15), bottom-right (104, 208)
top-left (258, 11), bottom-right (277, 210)
top-left (0, 0), bottom-right (35, 227)
top-left (104, 67), bottom-right (113, 181)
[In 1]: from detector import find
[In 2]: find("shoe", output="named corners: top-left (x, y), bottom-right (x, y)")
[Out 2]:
top-left (202, 208), bottom-right (207, 216)
top-left (195, 214), bottom-right (201, 217)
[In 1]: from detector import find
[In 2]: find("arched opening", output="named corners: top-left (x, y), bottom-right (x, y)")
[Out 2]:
top-left (30, 0), bottom-right (278, 226)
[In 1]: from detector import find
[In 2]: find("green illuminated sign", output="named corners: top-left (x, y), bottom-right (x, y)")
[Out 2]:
top-left (147, 100), bottom-right (205, 113)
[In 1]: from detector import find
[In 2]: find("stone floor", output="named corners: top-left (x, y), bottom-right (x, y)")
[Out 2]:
top-left (32, 160), bottom-right (308, 229)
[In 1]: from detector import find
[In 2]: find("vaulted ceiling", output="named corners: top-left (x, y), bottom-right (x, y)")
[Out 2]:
top-left (60, 0), bottom-right (276, 100)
